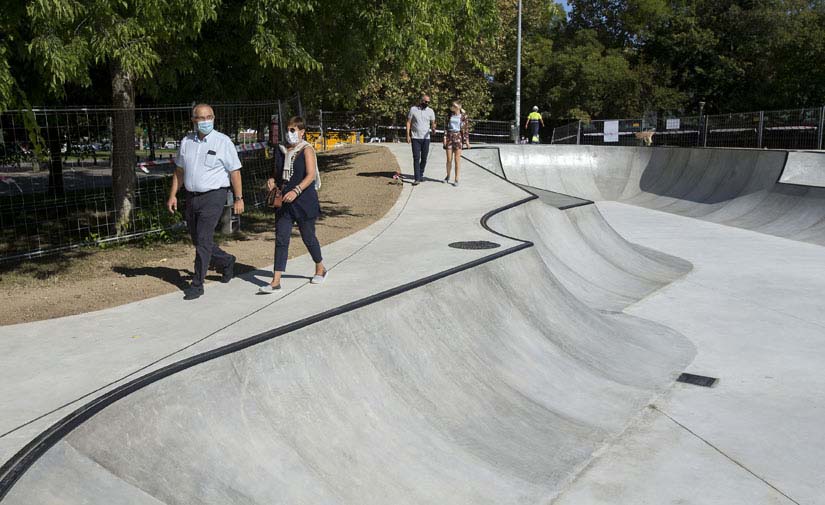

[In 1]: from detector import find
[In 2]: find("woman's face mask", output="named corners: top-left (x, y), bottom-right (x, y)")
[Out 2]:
top-left (286, 128), bottom-right (302, 145)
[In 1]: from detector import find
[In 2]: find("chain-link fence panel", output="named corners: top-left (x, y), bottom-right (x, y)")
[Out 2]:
top-left (0, 102), bottom-right (281, 262)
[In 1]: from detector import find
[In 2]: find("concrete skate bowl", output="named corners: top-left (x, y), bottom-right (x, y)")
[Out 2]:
top-left (0, 188), bottom-right (696, 504)
top-left (466, 145), bottom-right (825, 245)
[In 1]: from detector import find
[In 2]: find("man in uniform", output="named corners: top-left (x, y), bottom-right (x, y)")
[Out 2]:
top-left (406, 94), bottom-right (436, 185)
top-left (167, 103), bottom-right (245, 300)
top-left (525, 106), bottom-right (545, 144)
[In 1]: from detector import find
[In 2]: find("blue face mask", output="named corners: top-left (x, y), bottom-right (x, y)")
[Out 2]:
top-left (197, 120), bottom-right (214, 135)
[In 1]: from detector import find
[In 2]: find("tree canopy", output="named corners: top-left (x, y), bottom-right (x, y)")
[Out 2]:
top-left (1, 0), bottom-right (824, 119)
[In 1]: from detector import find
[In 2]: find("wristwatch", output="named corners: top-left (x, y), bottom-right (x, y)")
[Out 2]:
top-left (234, 195), bottom-right (243, 201)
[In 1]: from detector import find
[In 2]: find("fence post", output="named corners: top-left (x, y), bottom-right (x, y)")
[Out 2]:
top-left (819, 106), bottom-right (825, 150)
top-left (319, 109), bottom-right (326, 151)
top-left (576, 120), bottom-right (581, 145)
top-left (703, 117), bottom-right (709, 148)
top-left (757, 110), bottom-right (765, 148)
top-left (277, 100), bottom-right (285, 143)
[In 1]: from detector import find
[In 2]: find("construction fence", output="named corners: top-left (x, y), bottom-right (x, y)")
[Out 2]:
top-left (551, 106), bottom-right (825, 150)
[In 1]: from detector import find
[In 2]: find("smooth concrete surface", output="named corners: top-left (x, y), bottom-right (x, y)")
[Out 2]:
top-left (487, 200), bottom-right (691, 312)
top-left (3, 143), bottom-right (825, 504)
top-left (4, 246), bottom-right (694, 505)
top-left (467, 145), bottom-right (825, 244)
top-left (554, 201), bottom-right (825, 505)
top-left (780, 151), bottom-right (825, 187)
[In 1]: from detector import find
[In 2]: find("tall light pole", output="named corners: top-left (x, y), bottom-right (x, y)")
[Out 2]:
top-left (514, 0), bottom-right (522, 143)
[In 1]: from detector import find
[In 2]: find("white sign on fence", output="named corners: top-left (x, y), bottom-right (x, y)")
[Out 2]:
top-left (604, 120), bottom-right (619, 142)
top-left (666, 118), bottom-right (681, 130)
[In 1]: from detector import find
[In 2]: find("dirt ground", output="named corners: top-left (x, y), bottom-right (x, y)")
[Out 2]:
top-left (0, 145), bottom-right (402, 325)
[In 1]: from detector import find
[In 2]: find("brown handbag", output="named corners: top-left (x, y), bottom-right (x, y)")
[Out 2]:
top-left (266, 185), bottom-right (283, 208)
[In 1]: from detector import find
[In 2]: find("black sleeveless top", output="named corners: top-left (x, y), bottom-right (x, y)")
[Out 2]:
top-left (274, 145), bottom-right (321, 221)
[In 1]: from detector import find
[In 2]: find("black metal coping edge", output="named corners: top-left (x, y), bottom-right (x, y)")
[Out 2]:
top-left (0, 171), bottom-right (538, 502)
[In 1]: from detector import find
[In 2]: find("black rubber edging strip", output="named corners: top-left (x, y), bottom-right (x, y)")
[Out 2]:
top-left (0, 173), bottom-right (537, 502)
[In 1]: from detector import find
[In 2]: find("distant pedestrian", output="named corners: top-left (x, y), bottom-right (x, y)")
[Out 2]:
top-left (406, 94), bottom-right (436, 185)
top-left (443, 101), bottom-right (470, 186)
top-left (525, 106), bottom-right (544, 144)
top-left (259, 116), bottom-right (327, 293)
top-left (167, 103), bottom-right (244, 301)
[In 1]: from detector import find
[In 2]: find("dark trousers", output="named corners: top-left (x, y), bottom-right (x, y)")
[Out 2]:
top-left (185, 189), bottom-right (234, 288)
top-left (274, 212), bottom-right (323, 272)
top-left (411, 138), bottom-right (430, 181)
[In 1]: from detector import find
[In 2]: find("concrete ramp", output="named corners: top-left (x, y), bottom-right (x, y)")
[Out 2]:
top-left (2, 241), bottom-right (694, 505)
top-left (779, 151), bottom-right (825, 187)
top-left (466, 145), bottom-right (825, 244)
top-left (487, 201), bottom-right (691, 311)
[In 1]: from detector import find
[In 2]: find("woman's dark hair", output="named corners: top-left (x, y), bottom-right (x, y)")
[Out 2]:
top-left (287, 116), bottom-right (305, 129)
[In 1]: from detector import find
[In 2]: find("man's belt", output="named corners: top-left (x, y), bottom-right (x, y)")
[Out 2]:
top-left (188, 187), bottom-right (229, 196)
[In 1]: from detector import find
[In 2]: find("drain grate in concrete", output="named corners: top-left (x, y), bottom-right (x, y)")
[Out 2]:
top-left (677, 373), bottom-right (718, 388)
top-left (448, 241), bottom-right (501, 250)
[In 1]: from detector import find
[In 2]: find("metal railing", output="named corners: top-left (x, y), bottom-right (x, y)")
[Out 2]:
top-left (551, 106), bottom-right (825, 150)
top-left (0, 100), bottom-right (294, 263)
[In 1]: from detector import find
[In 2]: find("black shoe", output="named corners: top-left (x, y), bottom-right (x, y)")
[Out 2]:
top-left (222, 255), bottom-right (236, 283)
top-left (184, 286), bottom-right (204, 300)
top-left (412, 180), bottom-right (420, 186)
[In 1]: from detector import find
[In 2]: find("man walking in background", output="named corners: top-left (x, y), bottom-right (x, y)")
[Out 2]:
top-left (406, 94), bottom-right (436, 185)
top-left (525, 105), bottom-right (545, 144)
top-left (167, 103), bottom-right (245, 300)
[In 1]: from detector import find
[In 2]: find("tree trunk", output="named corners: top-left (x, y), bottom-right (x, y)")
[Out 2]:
top-left (110, 61), bottom-right (137, 235)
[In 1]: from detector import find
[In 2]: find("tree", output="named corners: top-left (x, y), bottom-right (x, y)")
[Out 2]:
top-left (23, 0), bottom-right (221, 232)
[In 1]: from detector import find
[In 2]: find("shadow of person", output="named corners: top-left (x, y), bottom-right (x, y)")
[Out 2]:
top-left (112, 266), bottom-right (191, 290)
top-left (226, 265), bottom-right (314, 288)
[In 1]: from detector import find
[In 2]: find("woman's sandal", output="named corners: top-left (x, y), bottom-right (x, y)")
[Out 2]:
top-left (311, 270), bottom-right (328, 285)
top-left (258, 284), bottom-right (282, 294)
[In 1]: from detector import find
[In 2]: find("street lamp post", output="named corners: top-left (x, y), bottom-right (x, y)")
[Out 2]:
top-left (514, 0), bottom-right (522, 144)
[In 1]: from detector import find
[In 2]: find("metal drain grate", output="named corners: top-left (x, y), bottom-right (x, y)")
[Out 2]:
top-left (677, 373), bottom-right (718, 388)
top-left (448, 241), bottom-right (501, 250)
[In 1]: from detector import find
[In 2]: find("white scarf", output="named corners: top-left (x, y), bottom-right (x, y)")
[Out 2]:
top-left (280, 140), bottom-right (321, 190)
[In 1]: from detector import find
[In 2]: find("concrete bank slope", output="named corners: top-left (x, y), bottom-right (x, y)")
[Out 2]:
top-left (488, 200), bottom-right (691, 311)
top-left (2, 244), bottom-right (694, 505)
top-left (467, 145), bottom-right (825, 244)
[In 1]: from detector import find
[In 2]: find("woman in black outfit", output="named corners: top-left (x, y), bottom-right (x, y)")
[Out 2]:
top-left (259, 116), bottom-right (327, 293)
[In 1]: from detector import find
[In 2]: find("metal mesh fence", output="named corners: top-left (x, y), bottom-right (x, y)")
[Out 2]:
top-left (0, 101), bottom-right (285, 262)
top-left (551, 106), bottom-right (825, 150)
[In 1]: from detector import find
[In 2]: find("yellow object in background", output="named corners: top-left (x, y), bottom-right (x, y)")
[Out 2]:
top-left (305, 130), bottom-right (364, 151)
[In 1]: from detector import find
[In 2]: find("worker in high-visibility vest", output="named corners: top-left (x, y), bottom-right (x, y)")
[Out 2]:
top-left (524, 106), bottom-right (544, 144)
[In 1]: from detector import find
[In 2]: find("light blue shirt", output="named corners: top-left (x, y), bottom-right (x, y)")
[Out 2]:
top-left (448, 115), bottom-right (461, 132)
top-left (175, 130), bottom-right (242, 193)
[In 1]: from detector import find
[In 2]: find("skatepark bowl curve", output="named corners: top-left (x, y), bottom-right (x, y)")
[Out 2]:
top-left (1, 143), bottom-right (824, 504)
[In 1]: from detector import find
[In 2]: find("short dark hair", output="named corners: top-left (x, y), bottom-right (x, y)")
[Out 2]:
top-left (287, 116), bottom-right (305, 129)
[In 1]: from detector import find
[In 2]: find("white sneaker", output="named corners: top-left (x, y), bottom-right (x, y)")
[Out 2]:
top-left (258, 284), bottom-right (281, 294)
top-left (311, 270), bottom-right (328, 285)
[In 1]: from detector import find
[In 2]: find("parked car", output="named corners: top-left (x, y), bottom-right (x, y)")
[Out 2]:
top-left (163, 141), bottom-right (178, 149)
